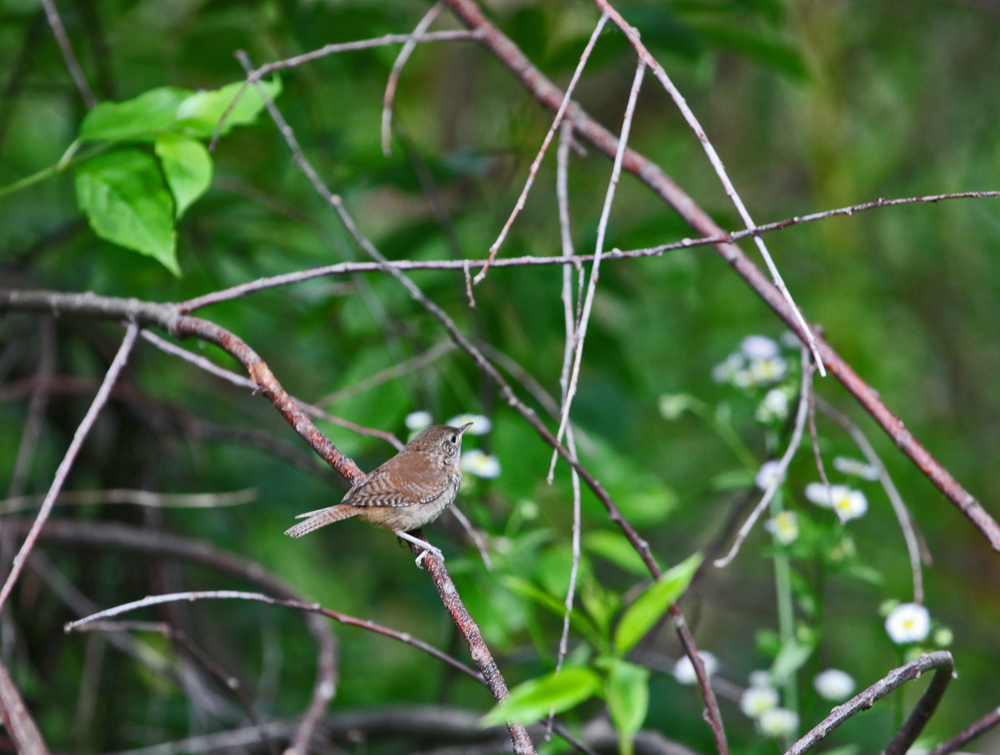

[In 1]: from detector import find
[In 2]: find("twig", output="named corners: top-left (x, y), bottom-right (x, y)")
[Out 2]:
top-left (463, 260), bottom-right (476, 307)
top-left (236, 49), bottom-right (534, 755)
top-left (807, 378), bottom-right (839, 524)
top-left (174, 190), bottom-right (1000, 314)
top-left (928, 705), bottom-right (1000, 755)
top-left (0, 322), bottom-right (137, 612)
top-left (591, 0), bottom-right (823, 375)
top-left (438, 0), bottom-right (1000, 553)
top-left (785, 651), bottom-right (953, 755)
top-left (0, 487), bottom-right (257, 515)
top-left (548, 60), bottom-right (646, 481)
top-left (816, 398), bottom-right (928, 604)
top-left (382, 3), bottom-right (443, 156)
top-left (319, 340), bottom-right (455, 406)
top-left (715, 349), bottom-right (812, 568)
top-left (40, 0), bottom-right (96, 108)
top-left (209, 30), bottom-right (481, 151)
top-left (473, 13), bottom-right (609, 285)
top-left (0, 657), bottom-right (49, 755)
top-left (449, 505), bottom-right (492, 571)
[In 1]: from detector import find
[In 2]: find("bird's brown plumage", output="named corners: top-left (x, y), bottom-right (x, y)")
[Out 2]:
top-left (285, 423), bottom-right (472, 538)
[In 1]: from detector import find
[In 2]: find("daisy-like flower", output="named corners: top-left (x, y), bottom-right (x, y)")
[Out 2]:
top-left (804, 483), bottom-right (868, 520)
top-left (756, 460), bottom-right (786, 491)
top-left (765, 511), bottom-right (799, 545)
top-left (748, 356), bottom-right (788, 385)
top-left (885, 603), bottom-right (930, 644)
top-left (448, 413), bottom-right (492, 435)
top-left (741, 335), bottom-right (781, 361)
top-left (756, 388), bottom-right (789, 423)
top-left (405, 411), bottom-right (433, 431)
top-left (833, 457), bottom-right (879, 481)
top-left (673, 651), bottom-right (719, 685)
top-left (461, 449), bottom-right (501, 479)
top-left (740, 686), bottom-right (779, 718)
top-left (712, 352), bottom-right (745, 384)
top-left (813, 669), bottom-right (855, 701)
top-left (758, 708), bottom-right (799, 738)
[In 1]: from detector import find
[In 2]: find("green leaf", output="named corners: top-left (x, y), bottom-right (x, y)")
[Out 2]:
top-left (693, 24), bottom-right (808, 81)
top-left (480, 666), bottom-right (601, 726)
top-left (154, 134), bottom-right (213, 217)
top-left (711, 468), bottom-right (756, 491)
top-left (584, 530), bottom-right (654, 577)
top-left (602, 658), bottom-right (650, 755)
top-left (75, 149), bottom-right (178, 275)
top-left (771, 639), bottom-right (814, 684)
top-left (79, 87), bottom-right (194, 142)
top-left (501, 576), bottom-right (603, 648)
top-left (613, 553), bottom-right (702, 656)
top-left (175, 77), bottom-right (282, 138)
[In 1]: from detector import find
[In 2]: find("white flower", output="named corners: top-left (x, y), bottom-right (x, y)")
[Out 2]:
top-left (833, 457), bottom-right (879, 481)
top-left (758, 708), bottom-right (799, 738)
top-left (673, 651), bottom-right (719, 685)
top-left (461, 449), bottom-right (501, 479)
top-left (741, 335), bottom-right (780, 361)
top-left (765, 511), bottom-right (799, 545)
top-left (805, 483), bottom-right (868, 520)
top-left (814, 669), bottom-right (855, 701)
top-left (740, 686), bottom-right (779, 718)
top-left (732, 369), bottom-right (754, 388)
top-left (405, 411), bottom-right (433, 431)
top-left (748, 356), bottom-right (788, 385)
top-left (885, 603), bottom-right (930, 644)
top-left (712, 352), bottom-right (745, 384)
top-left (748, 670), bottom-right (773, 688)
top-left (756, 388), bottom-right (789, 422)
top-left (756, 460), bottom-right (785, 491)
top-left (780, 331), bottom-right (801, 348)
top-left (448, 414), bottom-right (491, 435)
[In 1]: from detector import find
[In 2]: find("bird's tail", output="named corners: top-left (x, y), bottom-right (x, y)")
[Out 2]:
top-left (284, 505), bottom-right (360, 538)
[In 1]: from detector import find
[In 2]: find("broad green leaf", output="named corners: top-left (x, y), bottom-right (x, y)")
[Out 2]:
top-left (480, 667), bottom-right (601, 726)
top-left (771, 639), bottom-right (814, 684)
top-left (602, 658), bottom-right (650, 755)
top-left (693, 24), bottom-right (808, 81)
top-left (502, 576), bottom-right (602, 648)
top-left (79, 87), bottom-right (193, 142)
top-left (175, 77), bottom-right (282, 138)
top-left (613, 553), bottom-right (702, 656)
top-left (584, 531), bottom-right (654, 576)
top-left (155, 134), bottom-right (212, 217)
top-left (75, 149), bottom-right (178, 275)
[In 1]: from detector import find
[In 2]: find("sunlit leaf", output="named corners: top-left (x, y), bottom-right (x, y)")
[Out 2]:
top-left (771, 639), bottom-right (814, 684)
top-left (480, 666), bottom-right (601, 726)
top-left (79, 88), bottom-right (193, 142)
top-left (601, 658), bottom-right (649, 755)
top-left (155, 134), bottom-right (213, 217)
top-left (613, 553), bottom-right (702, 656)
top-left (175, 77), bottom-right (283, 138)
top-left (584, 530), bottom-right (654, 576)
top-left (75, 149), bottom-right (178, 275)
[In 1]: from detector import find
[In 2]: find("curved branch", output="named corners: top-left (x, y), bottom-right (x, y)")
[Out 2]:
top-left (439, 0), bottom-right (1000, 553)
top-left (785, 651), bottom-right (954, 755)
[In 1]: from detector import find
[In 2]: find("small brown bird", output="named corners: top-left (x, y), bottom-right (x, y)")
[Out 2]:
top-left (285, 423), bottom-right (473, 562)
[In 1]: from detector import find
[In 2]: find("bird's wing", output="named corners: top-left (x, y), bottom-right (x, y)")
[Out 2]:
top-left (343, 464), bottom-right (446, 508)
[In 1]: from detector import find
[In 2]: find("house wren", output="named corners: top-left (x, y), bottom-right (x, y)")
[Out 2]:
top-left (284, 423), bottom-right (473, 562)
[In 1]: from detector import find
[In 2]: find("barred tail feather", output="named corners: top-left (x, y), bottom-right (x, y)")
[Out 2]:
top-left (284, 505), bottom-right (359, 537)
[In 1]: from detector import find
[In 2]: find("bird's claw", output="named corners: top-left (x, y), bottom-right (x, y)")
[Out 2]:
top-left (395, 530), bottom-right (444, 567)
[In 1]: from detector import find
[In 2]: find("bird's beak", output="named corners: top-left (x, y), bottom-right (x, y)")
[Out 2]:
top-left (458, 422), bottom-right (474, 435)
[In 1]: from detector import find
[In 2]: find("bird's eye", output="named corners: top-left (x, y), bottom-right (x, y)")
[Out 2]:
top-left (449, 435), bottom-right (457, 444)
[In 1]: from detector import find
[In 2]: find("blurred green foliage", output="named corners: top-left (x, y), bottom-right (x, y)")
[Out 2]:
top-left (2, 0), bottom-right (1000, 753)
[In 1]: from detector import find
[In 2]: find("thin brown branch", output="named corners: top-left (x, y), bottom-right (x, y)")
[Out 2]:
top-left (40, 0), bottom-right (96, 108)
top-left (382, 3), bottom-right (443, 156)
top-left (474, 13), bottom-right (608, 284)
top-left (0, 323), bottom-right (137, 612)
top-left (715, 349), bottom-right (812, 568)
top-left (319, 340), bottom-right (455, 406)
top-left (0, 657), bottom-right (49, 755)
top-left (65, 591), bottom-right (483, 685)
top-left (439, 0), bottom-right (1000, 553)
top-left (929, 705), bottom-right (1000, 755)
top-left (816, 398), bottom-right (927, 604)
top-left (785, 651), bottom-right (953, 755)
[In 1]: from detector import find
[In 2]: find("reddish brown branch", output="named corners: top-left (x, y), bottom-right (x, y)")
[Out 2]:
top-left (439, 0), bottom-right (1000, 553)
top-left (0, 657), bottom-right (50, 755)
top-left (929, 705), bottom-right (1000, 755)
